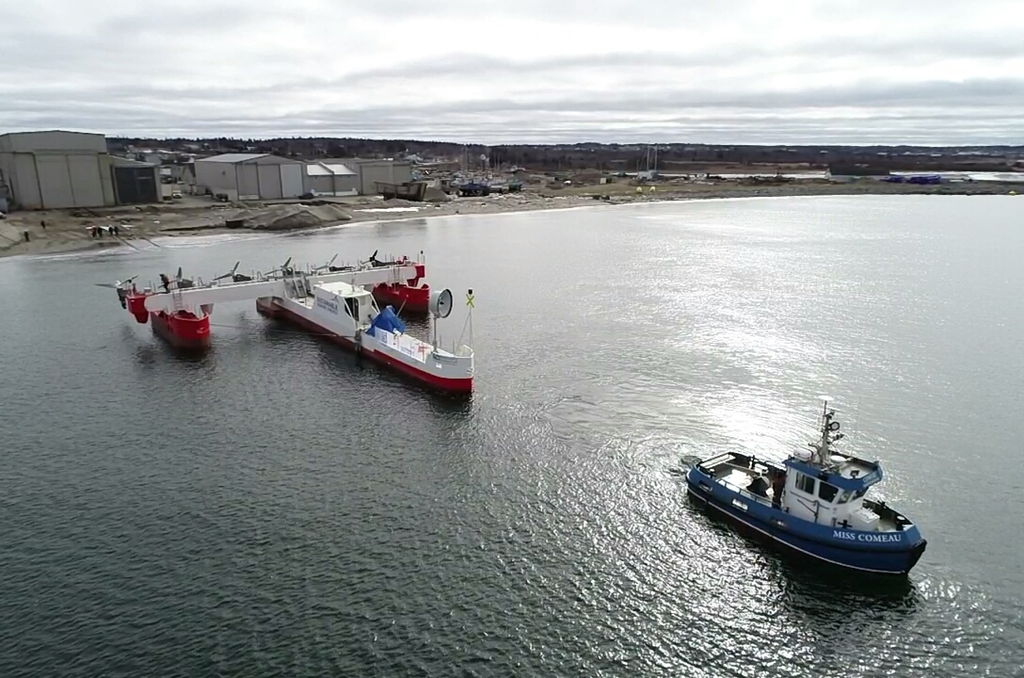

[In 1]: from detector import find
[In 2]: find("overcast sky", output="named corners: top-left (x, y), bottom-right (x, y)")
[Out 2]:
top-left (2, 1), bottom-right (1022, 144)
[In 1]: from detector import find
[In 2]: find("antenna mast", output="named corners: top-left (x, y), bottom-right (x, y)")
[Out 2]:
top-left (813, 397), bottom-right (844, 465)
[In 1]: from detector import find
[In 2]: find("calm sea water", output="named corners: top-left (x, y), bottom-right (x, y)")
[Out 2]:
top-left (1, 196), bottom-right (1022, 676)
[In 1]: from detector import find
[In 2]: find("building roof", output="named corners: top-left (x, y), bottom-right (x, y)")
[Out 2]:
top-left (321, 157), bottom-right (410, 167)
top-left (306, 162), bottom-right (356, 176)
top-left (111, 156), bottom-right (156, 168)
top-left (0, 130), bottom-right (107, 153)
top-left (0, 129), bottom-right (104, 139)
top-left (197, 153), bottom-right (271, 163)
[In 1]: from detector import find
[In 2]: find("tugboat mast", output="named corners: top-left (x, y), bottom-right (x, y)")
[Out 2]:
top-left (812, 397), bottom-right (844, 466)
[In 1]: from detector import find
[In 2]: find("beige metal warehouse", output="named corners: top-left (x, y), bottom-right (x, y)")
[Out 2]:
top-left (195, 153), bottom-right (305, 200)
top-left (350, 159), bottom-right (413, 195)
top-left (304, 161), bottom-right (359, 196)
top-left (0, 131), bottom-right (117, 209)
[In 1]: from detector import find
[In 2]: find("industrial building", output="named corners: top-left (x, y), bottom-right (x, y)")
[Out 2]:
top-left (195, 154), bottom-right (414, 201)
top-left (349, 159), bottom-right (413, 195)
top-left (0, 130), bottom-right (159, 209)
top-left (0, 131), bottom-right (113, 209)
top-left (194, 153), bottom-right (305, 200)
top-left (305, 161), bottom-right (359, 196)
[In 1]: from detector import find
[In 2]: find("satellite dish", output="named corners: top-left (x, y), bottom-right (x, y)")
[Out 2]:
top-left (429, 288), bottom-right (453, 318)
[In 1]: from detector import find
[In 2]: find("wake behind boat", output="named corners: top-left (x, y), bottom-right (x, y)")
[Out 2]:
top-left (686, 399), bottom-right (926, 574)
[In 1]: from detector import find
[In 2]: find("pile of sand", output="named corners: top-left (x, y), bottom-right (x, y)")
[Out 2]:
top-left (422, 186), bottom-right (451, 203)
top-left (228, 204), bottom-right (352, 231)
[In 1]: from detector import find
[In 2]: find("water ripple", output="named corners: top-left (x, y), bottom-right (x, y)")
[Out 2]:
top-left (1, 196), bottom-right (1023, 675)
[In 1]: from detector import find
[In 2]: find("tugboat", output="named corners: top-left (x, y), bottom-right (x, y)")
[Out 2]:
top-left (686, 399), bottom-right (927, 574)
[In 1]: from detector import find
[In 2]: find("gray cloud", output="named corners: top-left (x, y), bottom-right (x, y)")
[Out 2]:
top-left (1, 0), bottom-right (1022, 144)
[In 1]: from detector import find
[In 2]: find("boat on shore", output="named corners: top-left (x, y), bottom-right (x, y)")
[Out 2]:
top-left (685, 399), bottom-right (926, 574)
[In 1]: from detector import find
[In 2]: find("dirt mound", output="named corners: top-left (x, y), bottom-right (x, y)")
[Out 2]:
top-left (228, 204), bottom-right (352, 231)
top-left (422, 187), bottom-right (451, 203)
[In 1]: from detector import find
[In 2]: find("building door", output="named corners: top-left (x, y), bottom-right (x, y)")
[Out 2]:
top-left (113, 167), bottom-right (158, 204)
top-left (280, 164), bottom-right (303, 198)
top-left (68, 154), bottom-right (104, 206)
top-left (36, 154), bottom-right (75, 208)
top-left (257, 164), bottom-right (282, 199)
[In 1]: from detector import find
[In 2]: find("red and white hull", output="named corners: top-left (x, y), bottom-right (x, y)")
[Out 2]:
top-left (125, 292), bottom-right (210, 349)
top-left (371, 283), bottom-right (430, 314)
top-left (257, 294), bottom-right (473, 393)
top-left (150, 310), bottom-right (211, 350)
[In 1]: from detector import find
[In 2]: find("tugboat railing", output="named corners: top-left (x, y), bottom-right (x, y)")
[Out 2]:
top-left (714, 476), bottom-right (776, 508)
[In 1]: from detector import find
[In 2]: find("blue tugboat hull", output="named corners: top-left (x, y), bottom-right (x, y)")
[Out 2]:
top-left (686, 468), bottom-right (926, 575)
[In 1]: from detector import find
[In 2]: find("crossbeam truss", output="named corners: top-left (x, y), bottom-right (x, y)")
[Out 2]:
top-left (142, 264), bottom-right (420, 313)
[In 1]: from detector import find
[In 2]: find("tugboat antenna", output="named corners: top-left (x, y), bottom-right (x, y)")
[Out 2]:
top-left (814, 396), bottom-right (830, 465)
top-left (813, 397), bottom-right (844, 466)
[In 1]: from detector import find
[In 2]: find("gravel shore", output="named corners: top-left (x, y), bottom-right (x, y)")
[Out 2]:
top-left (1, 178), bottom-right (1019, 259)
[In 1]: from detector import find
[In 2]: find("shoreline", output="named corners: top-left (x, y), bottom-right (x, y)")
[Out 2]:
top-left (2, 179), bottom-right (1019, 260)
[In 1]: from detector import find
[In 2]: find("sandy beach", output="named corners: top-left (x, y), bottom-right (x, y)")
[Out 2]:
top-left (1, 178), bottom-right (1019, 259)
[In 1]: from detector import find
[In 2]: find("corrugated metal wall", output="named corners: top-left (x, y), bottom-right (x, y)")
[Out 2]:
top-left (357, 162), bottom-right (413, 195)
top-left (1, 152), bottom-right (107, 209)
top-left (257, 164), bottom-right (282, 199)
top-left (195, 160), bottom-right (240, 199)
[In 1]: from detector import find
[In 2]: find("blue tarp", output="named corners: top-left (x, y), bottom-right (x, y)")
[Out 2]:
top-left (366, 305), bottom-right (406, 336)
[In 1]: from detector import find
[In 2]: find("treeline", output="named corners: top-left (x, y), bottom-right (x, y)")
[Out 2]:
top-left (488, 143), bottom-right (1024, 171)
top-left (108, 136), bottom-right (1023, 172)
top-left (109, 136), bottom-right (487, 160)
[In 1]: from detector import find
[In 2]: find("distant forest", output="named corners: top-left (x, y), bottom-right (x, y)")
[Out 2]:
top-left (108, 136), bottom-right (1024, 172)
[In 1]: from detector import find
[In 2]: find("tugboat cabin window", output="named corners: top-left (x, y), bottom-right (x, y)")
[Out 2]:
top-left (345, 298), bottom-right (358, 318)
top-left (817, 481), bottom-right (839, 503)
top-left (795, 473), bottom-right (816, 495)
top-left (837, 490), bottom-right (852, 504)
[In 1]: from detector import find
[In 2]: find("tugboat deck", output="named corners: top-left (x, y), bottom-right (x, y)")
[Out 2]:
top-left (708, 459), bottom-right (901, 532)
